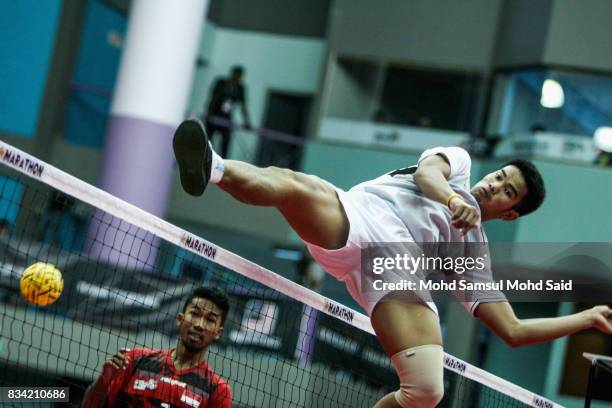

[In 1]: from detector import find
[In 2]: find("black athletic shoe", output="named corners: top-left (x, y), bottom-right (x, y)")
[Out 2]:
top-left (173, 119), bottom-right (211, 196)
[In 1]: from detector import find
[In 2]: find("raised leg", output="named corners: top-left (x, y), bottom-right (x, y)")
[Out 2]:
top-left (173, 119), bottom-right (349, 249)
top-left (219, 160), bottom-right (349, 250)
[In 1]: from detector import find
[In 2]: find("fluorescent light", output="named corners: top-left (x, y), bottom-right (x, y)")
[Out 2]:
top-left (540, 79), bottom-right (564, 108)
top-left (594, 126), bottom-right (612, 153)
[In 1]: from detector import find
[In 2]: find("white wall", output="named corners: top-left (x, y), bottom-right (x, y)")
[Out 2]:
top-left (188, 23), bottom-right (327, 158)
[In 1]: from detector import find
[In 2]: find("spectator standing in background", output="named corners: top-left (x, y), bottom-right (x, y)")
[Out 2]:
top-left (204, 66), bottom-right (252, 157)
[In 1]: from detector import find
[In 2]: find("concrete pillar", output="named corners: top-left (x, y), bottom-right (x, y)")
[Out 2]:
top-left (87, 0), bottom-right (207, 268)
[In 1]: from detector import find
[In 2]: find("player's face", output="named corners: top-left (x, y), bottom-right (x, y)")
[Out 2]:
top-left (471, 165), bottom-right (527, 221)
top-left (177, 298), bottom-right (224, 351)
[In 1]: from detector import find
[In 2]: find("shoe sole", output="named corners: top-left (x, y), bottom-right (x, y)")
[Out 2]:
top-left (173, 120), bottom-right (208, 196)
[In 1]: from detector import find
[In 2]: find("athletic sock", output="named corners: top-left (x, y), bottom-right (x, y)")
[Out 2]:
top-left (209, 143), bottom-right (225, 184)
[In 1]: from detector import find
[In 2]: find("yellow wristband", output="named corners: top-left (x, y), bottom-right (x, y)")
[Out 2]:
top-left (446, 193), bottom-right (463, 209)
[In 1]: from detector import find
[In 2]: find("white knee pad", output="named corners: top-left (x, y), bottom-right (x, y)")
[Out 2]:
top-left (391, 344), bottom-right (444, 408)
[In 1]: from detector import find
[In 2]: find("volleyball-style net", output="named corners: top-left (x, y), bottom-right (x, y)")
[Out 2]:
top-left (0, 140), bottom-right (562, 407)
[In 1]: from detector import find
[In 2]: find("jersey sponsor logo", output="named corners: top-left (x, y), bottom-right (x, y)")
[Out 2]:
top-left (325, 300), bottom-right (355, 323)
top-left (130, 374), bottom-right (205, 407)
top-left (0, 147), bottom-right (44, 178)
top-left (532, 397), bottom-right (553, 408)
top-left (182, 234), bottom-right (217, 260)
top-left (159, 376), bottom-right (187, 388)
top-left (181, 392), bottom-right (201, 407)
top-left (133, 378), bottom-right (157, 391)
top-left (443, 355), bottom-right (467, 374)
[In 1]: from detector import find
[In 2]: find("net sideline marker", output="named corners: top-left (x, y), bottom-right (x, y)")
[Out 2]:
top-left (0, 140), bottom-right (563, 408)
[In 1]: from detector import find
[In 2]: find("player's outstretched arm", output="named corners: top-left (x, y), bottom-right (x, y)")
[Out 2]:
top-left (475, 302), bottom-right (612, 348)
top-left (81, 348), bottom-right (131, 408)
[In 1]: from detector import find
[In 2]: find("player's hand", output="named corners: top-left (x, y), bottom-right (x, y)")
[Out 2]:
top-left (449, 197), bottom-right (481, 234)
top-left (585, 305), bottom-right (612, 334)
top-left (99, 348), bottom-right (131, 385)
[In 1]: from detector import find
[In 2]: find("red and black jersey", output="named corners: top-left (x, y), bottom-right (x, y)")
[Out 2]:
top-left (106, 348), bottom-right (232, 408)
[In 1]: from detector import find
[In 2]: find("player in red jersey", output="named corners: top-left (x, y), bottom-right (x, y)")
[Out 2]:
top-left (82, 286), bottom-right (232, 408)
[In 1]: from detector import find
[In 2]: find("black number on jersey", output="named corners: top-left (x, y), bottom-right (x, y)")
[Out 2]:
top-left (388, 166), bottom-right (417, 177)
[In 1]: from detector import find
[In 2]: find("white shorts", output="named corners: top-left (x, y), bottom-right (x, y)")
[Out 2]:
top-left (305, 186), bottom-right (439, 317)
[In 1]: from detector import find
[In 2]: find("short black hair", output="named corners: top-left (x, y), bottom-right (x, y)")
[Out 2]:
top-left (504, 158), bottom-right (546, 216)
top-left (231, 65), bottom-right (244, 76)
top-left (182, 286), bottom-right (230, 325)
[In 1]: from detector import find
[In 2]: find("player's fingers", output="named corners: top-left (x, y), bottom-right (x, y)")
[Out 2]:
top-left (114, 352), bottom-right (126, 362)
top-left (462, 209), bottom-right (475, 223)
top-left (603, 318), bottom-right (612, 334)
top-left (592, 306), bottom-right (608, 318)
top-left (459, 203), bottom-right (470, 217)
top-left (459, 211), bottom-right (474, 228)
top-left (462, 212), bottom-right (480, 232)
top-left (455, 207), bottom-right (479, 228)
top-left (106, 359), bottom-right (122, 371)
top-left (118, 348), bottom-right (130, 363)
top-left (466, 212), bottom-right (479, 227)
top-left (452, 207), bottom-right (464, 221)
top-left (457, 205), bottom-right (470, 220)
top-left (112, 356), bottom-right (127, 370)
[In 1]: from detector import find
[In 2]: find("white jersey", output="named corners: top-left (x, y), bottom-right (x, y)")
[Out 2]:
top-left (351, 146), bottom-right (485, 243)
top-left (306, 146), bottom-right (506, 317)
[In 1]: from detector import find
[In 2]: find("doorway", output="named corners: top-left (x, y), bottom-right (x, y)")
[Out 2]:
top-left (256, 91), bottom-right (312, 170)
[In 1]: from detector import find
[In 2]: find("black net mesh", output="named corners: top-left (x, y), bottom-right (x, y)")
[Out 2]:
top-left (0, 163), bottom-right (546, 407)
